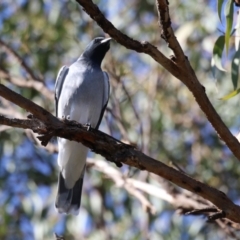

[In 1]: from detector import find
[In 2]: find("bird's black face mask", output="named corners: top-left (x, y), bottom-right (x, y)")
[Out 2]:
top-left (82, 37), bottom-right (111, 66)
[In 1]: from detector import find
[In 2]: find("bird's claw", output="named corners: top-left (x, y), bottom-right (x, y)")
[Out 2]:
top-left (85, 123), bottom-right (91, 131)
top-left (62, 115), bottom-right (71, 121)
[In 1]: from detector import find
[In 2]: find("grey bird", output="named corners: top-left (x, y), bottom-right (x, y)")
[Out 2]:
top-left (54, 37), bottom-right (111, 215)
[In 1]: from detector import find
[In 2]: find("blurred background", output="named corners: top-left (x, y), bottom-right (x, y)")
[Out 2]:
top-left (0, 0), bottom-right (240, 239)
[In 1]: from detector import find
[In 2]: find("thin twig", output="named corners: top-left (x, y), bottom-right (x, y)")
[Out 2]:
top-left (0, 69), bottom-right (53, 100)
top-left (0, 39), bottom-right (43, 82)
top-left (155, 0), bottom-right (185, 61)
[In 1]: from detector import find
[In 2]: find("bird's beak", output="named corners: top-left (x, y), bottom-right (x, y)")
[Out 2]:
top-left (101, 38), bottom-right (112, 44)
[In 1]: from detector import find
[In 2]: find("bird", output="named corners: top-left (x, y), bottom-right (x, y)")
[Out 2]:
top-left (54, 37), bottom-right (111, 215)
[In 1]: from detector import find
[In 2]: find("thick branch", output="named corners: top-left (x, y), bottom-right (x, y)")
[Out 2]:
top-left (0, 116), bottom-right (38, 130)
top-left (75, 0), bottom-right (240, 162)
top-left (0, 84), bottom-right (57, 124)
top-left (75, 0), bottom-right (182, 79)
top-left (0, 85), bottom-right (240, 223)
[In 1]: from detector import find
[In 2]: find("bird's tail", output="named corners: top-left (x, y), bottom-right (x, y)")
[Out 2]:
top-left (55, 172), bottom-right (84, 215)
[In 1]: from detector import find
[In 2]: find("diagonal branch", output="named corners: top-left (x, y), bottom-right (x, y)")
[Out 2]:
top-left (0, 84), bottom-right (57, 124)
top-left (0, 69), bottom-right (54, 100)
top-left (75, 0), bottom-right (240, 163)
top-left (75, 0), bottom-right (181, 79)
top-left (0, 38), bottom-right (43, 82)
top-left (0, 84), bottom-right (240, 223)
top-left (155, 0), bottom-right (185, 61)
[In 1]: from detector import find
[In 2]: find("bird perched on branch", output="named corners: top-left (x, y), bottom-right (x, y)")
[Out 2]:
top-left (54, 37), bottom-right (111, 215)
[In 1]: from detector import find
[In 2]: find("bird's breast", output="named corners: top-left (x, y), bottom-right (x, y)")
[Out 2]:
top-left (58, 68), bottom-right (105, 127)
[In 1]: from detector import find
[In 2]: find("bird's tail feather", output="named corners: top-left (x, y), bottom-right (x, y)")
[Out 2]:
top-left (55, 172), bottom-right (83, 215)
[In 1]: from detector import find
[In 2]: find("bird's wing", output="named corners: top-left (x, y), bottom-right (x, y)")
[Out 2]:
top-left (55, 66), bottom-right (69, 117)
top-left (95, 71), bottom-right (110, 129)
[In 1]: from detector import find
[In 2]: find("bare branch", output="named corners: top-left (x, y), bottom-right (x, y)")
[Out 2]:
top-left (0, 84), bottom-right (57, 124)
top-left (75, 0), bottom-right (180, 77)
top-left (0, 39), bottom-right (43, 82)
top-left (155, 0), bottom-right (185, 61)
top-left (0, 84), bottom-right (240, 223)
top-left (0, 69), bottom-right (54, 100)
top-left (0, 115), bottom-right (39, 130)
top-left (75, 0), bottom-right (240, 164)
top-left (88, 158), bottom-right (156, 214)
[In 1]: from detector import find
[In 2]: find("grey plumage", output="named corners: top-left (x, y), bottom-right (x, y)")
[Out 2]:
top-left (55, 37), bottom-right (111, 215)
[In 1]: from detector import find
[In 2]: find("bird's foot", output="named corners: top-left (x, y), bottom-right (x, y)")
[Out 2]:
top-left (85, 123), bottom-right (91, 131)
top-left (62, 115), bottom-right (71, 121)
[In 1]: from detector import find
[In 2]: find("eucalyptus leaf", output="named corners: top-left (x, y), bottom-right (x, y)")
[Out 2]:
top-left (224, 0), bottom-right (234, 54)
top-left (231, 47), bottom-right (240, 89)
top-left (220, 88), bottom-right (240, 100)
top-left (212, 35), bottom-right (226, 72)
top-left (218, 0), bottom-right (224, 22)
top-left (235, 11), bottom-right (240, 50)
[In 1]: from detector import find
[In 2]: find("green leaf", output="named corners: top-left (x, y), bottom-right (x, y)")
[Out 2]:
top-left (231, 47), bottom-right (240, 89)
top-left (224, 0), bottom-right (234, 54)
top-left (212, 35), bottom-right (226, 72)
top-left (235, 11), bottom-right (240, 50)
top-left (220, 88), bottom-right (240, 100)
top-left (218, 0), bottom-right (224, 22)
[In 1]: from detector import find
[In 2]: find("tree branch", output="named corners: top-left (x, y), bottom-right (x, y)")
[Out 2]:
top-left (75, 0), bottom-right (181, 78)
top-left (155, 0), bottom-right (185, 61)
top-left (88, 158), bottom-right (156, 214)
top-left (75, 0), bottom-right (240, 163)
top-left (0, 84), bottom-right (57, 124)
top-left (0, 38), bottom-right (43, 82)
top-left (0, 69), bottom-right (54, 101)
top-left (0, 84), bottom-right (240, 223)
